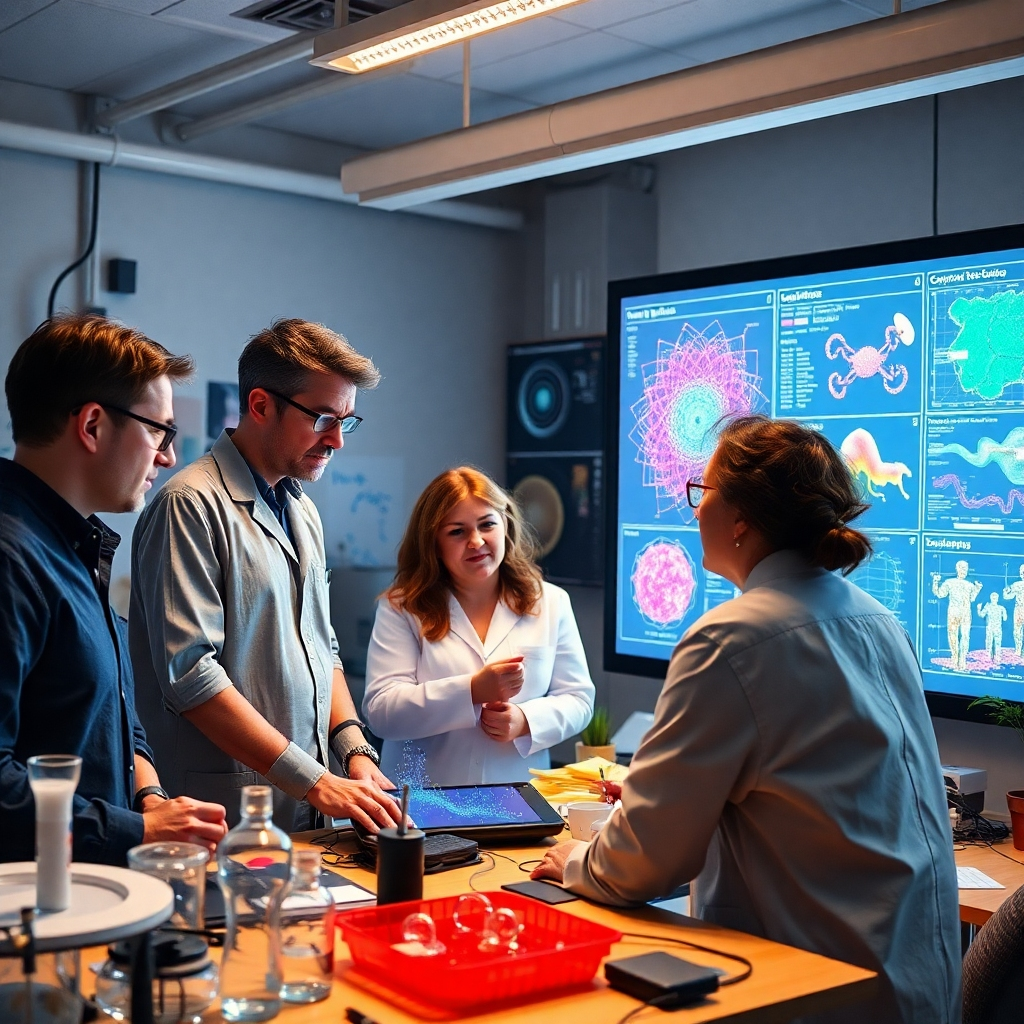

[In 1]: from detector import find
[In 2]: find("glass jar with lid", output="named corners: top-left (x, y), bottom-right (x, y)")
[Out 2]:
top-left (94, 932), bottom-right (218, 1024)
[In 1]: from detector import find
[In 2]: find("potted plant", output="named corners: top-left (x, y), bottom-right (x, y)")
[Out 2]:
top-left (576, 706), bottom-right (616, 763)
top-left (969, 695), bottom-right (1024, 850)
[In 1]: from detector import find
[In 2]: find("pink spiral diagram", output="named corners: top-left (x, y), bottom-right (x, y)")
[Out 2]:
top-left (631, 539), bottom-right (697, 626)
top-left (933, 473), bottom-right (1024, 515)
top-left (630, 322), bottom-right (761, 520)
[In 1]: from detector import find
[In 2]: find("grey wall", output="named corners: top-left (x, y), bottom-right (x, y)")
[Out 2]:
top-left (562, 77), bottom-right (1024, 798)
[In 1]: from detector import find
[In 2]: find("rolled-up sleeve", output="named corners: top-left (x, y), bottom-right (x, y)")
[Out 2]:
top-left (131, 488), bottom-right (234, 713)
top-left (514, 588), bottom-right (595, 757)
top-left (563, 630), bottom-right (759, 906)
top-left (363, 600), bottom-right (478, 741)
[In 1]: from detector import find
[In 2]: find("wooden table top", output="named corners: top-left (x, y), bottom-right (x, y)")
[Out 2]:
top-left (85, 831), bottom-right (878, 1024)
top-left (955, 841), bottom-right (1024, 927)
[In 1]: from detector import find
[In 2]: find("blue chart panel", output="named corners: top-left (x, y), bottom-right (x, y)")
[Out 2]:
top-left (619, 291), bottom-right (772, 528)
top-left (922, 537), bottom-right (1024, 699)
top-left (775, 274), bottom-right (923, 418)
top-left (615, 243), bottom-right (1024, 707)
top-left (807, 415), bottom-right (922, 532)
top-left (926, 413), bottom-right (1024, 534)
top-left (618, 526), bottom-right (738, 659)
top-left (847, 533), bottom-right (920, 644)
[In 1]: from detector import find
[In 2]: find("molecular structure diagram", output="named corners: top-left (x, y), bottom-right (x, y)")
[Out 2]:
top-left (630, 322), bottom-right (761, 520)
top-left (631, 539), bottom-right (696, 627)
top-left (825, 312), bottom-right (915, 399)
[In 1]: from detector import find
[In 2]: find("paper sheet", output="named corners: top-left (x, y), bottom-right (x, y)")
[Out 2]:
top-left (956, 866), bottom-right (1005, 889)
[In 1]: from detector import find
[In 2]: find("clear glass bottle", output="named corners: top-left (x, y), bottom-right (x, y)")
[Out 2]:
top-left (280, 849), bottom-right (335, 1004)
top-left (217, 786), bottom-right (291, 1023)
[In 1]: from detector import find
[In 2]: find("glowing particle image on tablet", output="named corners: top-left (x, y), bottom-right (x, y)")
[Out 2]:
top-left (630, 322), bottom-right (760, 520)
top-left (631, 538), bottom-right (696, 626)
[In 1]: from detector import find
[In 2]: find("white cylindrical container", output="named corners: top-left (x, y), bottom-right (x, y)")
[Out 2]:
top-left (27, 755), bottom-right (82, 912)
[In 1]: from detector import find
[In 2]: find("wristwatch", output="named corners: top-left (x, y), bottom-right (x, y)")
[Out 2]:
top-left (343, 744), bottom-right (380, 778)
top-left (133, 785), bottom-right (169, 812)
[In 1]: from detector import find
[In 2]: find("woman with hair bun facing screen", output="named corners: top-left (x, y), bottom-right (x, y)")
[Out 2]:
top-left (533, 417), bottom-right (959, 1024)
top-left (363, 467), bottom-right (594, 786)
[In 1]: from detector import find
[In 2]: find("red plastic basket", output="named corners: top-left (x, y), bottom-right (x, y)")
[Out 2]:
top-left (336, 891), bottom-right (621, 1011)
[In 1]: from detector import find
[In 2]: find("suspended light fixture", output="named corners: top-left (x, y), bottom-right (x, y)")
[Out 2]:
top-left (312, 0), bottom-right (591, 74)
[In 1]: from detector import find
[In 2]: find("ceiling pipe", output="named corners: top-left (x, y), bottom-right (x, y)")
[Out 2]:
top-left (176, 61), bottom-right (411, 142)
top-left (0, 119), bottom-right (522, 230)
top-left (340, 0), bottom-right (1024, 208)
top-left (94, 33), bottom-right (314, 130)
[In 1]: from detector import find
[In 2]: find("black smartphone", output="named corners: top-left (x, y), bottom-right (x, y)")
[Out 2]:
top-left (501, 880), bottom-right (578, 904)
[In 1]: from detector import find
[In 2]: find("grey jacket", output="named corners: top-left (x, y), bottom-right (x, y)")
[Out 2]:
top-left (129, 431), bottom-right (339, 829)
top-left (564, 550), bottom-right (960, 1024)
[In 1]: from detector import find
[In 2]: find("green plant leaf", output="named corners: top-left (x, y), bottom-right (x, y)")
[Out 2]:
top-left (581, 706), bottom-right (611, 747)
top-left (969, 695), bottom-right (1024, 747)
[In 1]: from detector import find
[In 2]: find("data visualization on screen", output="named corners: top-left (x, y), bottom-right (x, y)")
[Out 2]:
top-left (610, 232), bottom-right (1024, 704)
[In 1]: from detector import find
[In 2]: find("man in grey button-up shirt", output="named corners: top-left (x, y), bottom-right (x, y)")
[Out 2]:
top-left (130, 320), bottom-right (401, 832)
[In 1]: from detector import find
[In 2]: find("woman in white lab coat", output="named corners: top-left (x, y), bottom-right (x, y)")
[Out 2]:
top-left (363, 467), bottom-right (595, 786)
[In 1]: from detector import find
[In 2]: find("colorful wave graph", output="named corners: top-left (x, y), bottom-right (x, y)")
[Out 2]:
top-left (932, 473), bottom-right (1024, 515)
top-left (933, 425), bottom-right (1024, 485)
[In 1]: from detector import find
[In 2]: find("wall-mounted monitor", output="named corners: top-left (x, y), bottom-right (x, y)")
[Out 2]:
top-left (605, 225), bottom-right (1024, 722)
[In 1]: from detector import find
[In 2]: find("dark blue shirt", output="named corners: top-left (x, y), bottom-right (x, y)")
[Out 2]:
top-left (247, 463), bottom-right (300, 544)
top-left (0, 459), bottom-right (152, 864)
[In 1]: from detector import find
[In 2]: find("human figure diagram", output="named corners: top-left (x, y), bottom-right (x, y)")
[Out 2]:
top-left (931, 561), bottom-right (983, 672)
top-left (977, 593), bottom-right (1008, 665)
top-left (1003, 565), bottom-right (1024, 658)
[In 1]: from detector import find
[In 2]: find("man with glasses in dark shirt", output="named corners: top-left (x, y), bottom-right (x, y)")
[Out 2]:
top-left (130, 319), bottom-right (401, 832)
top-left (0, 314), bottom-right (228, 864)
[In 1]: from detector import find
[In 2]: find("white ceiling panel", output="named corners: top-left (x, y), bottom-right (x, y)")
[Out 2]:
top-left (551, 0), bottom-right (694, 31)
top-left (469, 28), bottom-right (659, 97)
top-left (672, 2), bottom-right (870, 64)
top-left (0, 0), bottom-right (240, 92)
top-left (0, 0), bottom-right (60, 34)
top-left (603, 0), bottom-right (827, 49)
top-left (77, 0), bottom-right (174, 14)
top-left (156, 0), bottom-right (295, 43)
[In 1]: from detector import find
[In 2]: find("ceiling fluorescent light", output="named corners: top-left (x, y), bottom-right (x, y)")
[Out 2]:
top-left (311, 0), bottom-right (590, 74)
top-left (340, 0), bottom-right (1024, 207)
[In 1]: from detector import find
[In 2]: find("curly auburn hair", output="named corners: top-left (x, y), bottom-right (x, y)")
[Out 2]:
top-left (386, 467), bottom-right (542, 642)
top-left (712, 415), bottom-right (872, 575)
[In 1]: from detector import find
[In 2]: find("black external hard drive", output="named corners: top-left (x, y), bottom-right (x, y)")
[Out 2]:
top-left (604, 952), bottom-right (720, 1006)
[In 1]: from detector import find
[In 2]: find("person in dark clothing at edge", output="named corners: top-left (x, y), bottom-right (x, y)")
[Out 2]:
top-left (0, 314), bottom-right (227, 864)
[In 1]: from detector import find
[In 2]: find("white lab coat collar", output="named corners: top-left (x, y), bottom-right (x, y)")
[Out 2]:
top-left (446, 591), bottom-right (522, 661)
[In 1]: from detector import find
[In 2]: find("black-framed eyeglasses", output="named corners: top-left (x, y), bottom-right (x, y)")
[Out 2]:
top-left (266, 389), bottom-right (362, 435)
top-left (686, 480), bottom-right (716, 509)
top-left (101, 404), bottom-right (177, 452)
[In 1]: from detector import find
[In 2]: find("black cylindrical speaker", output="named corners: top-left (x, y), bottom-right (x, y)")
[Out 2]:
top-left (375, 827), bottom-right (425, 905)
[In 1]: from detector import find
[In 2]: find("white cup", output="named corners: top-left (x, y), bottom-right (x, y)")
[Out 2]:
top-left (567, 802), bottom-right (613, 841)
top-left (28, 754), bottom-right (82, 912)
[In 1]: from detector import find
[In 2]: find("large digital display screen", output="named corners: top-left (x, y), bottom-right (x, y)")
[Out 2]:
top-left (606, 226), bottom-right (1024, 711)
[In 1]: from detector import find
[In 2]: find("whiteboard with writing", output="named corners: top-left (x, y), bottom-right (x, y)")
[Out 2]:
top-left (304, 456), bottom-right (405, 569)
